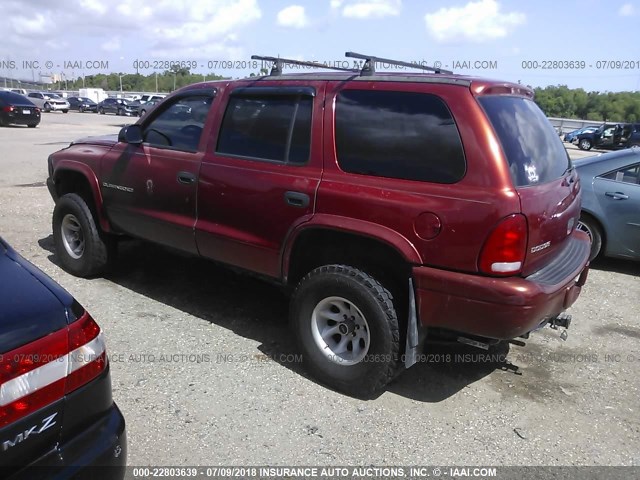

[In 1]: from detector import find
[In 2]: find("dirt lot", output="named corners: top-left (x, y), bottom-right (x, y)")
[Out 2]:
top-left (0, 113), bottom-right (638, 467)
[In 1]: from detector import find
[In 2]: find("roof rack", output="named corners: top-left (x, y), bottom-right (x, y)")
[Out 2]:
top-left (251, 55), bottom-right (359, 76)
top-left (345, 51), bottom-right (453, 76)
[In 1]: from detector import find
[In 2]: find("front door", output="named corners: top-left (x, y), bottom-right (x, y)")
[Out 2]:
top-left (101, 90), bottom-right (216, 253)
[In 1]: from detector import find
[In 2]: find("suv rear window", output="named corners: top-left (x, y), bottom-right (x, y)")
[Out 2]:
top-left (335, 90), bottom-right (465, 184)
top-left (479, 96), bottom-right (570, 187)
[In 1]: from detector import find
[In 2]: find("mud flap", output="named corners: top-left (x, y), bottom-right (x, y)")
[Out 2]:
top-left (404, 278), bottom-right (419, 369)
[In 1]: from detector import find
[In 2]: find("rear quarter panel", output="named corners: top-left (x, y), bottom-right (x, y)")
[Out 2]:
top-left (315, 81), bottom-right (520, 272)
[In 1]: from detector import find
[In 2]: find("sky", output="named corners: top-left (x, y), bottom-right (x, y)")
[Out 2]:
top-left (1, 0), bottom-right (639, 92)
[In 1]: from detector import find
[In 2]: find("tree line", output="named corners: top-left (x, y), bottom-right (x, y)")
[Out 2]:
top-left (533, 85), bottom-right (640, 122)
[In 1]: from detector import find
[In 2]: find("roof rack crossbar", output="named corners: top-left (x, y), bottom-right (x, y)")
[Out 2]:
top-left (345, 51), bottom-right (453, 76)
top-left (250, 55), bottom-right (359, 76)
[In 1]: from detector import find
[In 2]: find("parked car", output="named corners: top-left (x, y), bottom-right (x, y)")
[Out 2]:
top-left (26, 92), bottom-right (69, 113)
top-left (46, 53), bottom-right (590, 396)
top-left (564, 126), bottom-right (598, 143)
top-left (574, 123), bottom-right (640, 150)
top-left (0, 91), bottom-right (40, 128)
top-left (67, 96), bottom-right (98, 113)
top-left (0, 237), bottom-right (126, 478)
top-left (133, 99), bottom-right (161, 117)
top-left (9, 88), bottom-right (28, 96)
top-left (137, 94), bottom-right (166, 104)
top-left (97, 98), bottom-right (136, 116)
top-left (574, 149), bottom-right (640, 261)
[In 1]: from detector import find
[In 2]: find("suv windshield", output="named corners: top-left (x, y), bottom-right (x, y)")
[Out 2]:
top-left (479, 96), bottom-right (570, 187)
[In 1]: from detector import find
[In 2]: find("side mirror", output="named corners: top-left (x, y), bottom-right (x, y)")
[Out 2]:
top-left (119, 124), bottom-right (143, 145)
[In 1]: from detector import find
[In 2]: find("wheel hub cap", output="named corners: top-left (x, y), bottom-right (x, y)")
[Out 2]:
top-left (61, 214), bottom-right (85, 259)
top-left (311, 296), bottom-right (370, 365)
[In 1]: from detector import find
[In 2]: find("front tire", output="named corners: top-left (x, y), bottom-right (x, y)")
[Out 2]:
top-left (290, 265), bottom-right (400, 397)
top-left (577, 214), bottom-right (603, 261)
top-left (44, 102), bottom-right (51, 113)
top-left (99, 107), bottom-right (105, 114)
top-left (52, 193), bottom-right (114, 277)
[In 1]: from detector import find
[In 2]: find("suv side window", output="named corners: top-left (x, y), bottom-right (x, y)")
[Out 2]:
top-left (334, 90), bottom-right (465, 183)
top-left (601, 163), bottom-right (640, 185)
top-left (142, 94), bottom-right (213, 152)
top-left (216, 94), bottom-right (312, 164)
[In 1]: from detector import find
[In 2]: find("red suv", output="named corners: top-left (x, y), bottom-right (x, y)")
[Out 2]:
top-left (46, 53), bottom-right (590, 396)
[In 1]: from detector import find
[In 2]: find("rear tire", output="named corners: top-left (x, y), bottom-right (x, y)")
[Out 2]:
top-left (577, 214), bottom-right (603, 261)
top-left (28, 124), bottom-right (36, 128)
top-left (52, 193), bottom-right (114, 277)
top-left (99, 107), bottom-right (105, 114)
top-left (579, 138), bottom-right (592, 150)
top-left (290, 265), bottom-right (401, 397)
top-left (44, 102), bottom-right (51, 113)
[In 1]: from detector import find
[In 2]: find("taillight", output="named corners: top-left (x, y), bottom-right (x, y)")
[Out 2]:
top-left (0, 310), bottom-right (107, 428)
top-left (2, 106), bottom-right (14, 112)
top-left (478, 214), bottom-right (528, 276)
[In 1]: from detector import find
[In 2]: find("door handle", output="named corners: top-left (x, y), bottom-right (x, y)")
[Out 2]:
top-left (605, 191), bottom-right (629, 200)
top-left (177, 171), bottom-right (196, 185)
top-left (284, 191), bottom-right (310, 208)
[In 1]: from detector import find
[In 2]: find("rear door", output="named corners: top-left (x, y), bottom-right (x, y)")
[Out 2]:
top-left (195, 83), bottom-right (323, 278)
top-left (478, 95), bottom-right (581, 275)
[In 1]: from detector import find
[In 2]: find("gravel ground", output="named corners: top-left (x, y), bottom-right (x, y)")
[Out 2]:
top-left (0, 113), bottom-right (638, 468)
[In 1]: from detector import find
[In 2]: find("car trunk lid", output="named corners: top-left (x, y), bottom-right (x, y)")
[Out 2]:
top-left (477, 95), bottom-right (581, 276)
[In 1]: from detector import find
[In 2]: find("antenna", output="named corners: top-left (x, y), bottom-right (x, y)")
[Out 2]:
top-left (345, 52), bottom-right (453, 76)
top-left (250, 55), bottom-right (359, 76)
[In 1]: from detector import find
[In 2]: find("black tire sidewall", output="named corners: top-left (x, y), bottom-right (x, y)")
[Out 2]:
top-left (580, 216), bottom-right (602, 261)
top-left (291, 267), bottom-right (399, 395)
top-left (52, 193), bottom-right (107, 277)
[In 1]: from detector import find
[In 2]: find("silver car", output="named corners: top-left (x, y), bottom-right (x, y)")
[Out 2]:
top-left (575, 148), bottom-right (640, 261)
top-left (26, 92), bottom-right (70, 113)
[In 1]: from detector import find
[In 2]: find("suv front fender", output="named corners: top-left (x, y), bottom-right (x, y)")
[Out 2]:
top-left (49, 161), bottom-right (111, 233)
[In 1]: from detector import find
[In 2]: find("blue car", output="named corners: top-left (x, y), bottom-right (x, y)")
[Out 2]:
top-left (0, 237), bottom-right (126, 479)
top-left (574, 149), bottom-right (640, 261)
top-left (564, 126), bottom-right (598, 143)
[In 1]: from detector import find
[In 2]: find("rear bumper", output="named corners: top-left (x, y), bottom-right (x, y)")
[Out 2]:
top-left (1, 113), bottom-right (40, 126)
top-left (413, 232), bottom-right (590, 339)
top-left (7, 403), bottom-right (126, 480)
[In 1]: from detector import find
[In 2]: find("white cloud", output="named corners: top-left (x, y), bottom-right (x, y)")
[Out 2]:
top-left (425, 0), bottom-right (525, 43)
top-left (618, 3), bottom-right (636, 16)
top-left (102, 37), bottom-right (121, 52)
top-left (277, 5), bottom-right (310, 28)
top-left (334, 0), bottom-right (401, 19)
top-left (9, 13), bottom-right (47, 36)
top-left (0, 0), bottom-right (261, 62)
top-left (79, 0), bottom-right (107, 15)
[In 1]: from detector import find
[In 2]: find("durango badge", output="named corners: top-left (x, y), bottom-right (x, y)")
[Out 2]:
top-left (531, 241), bottom-right (551, 254)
